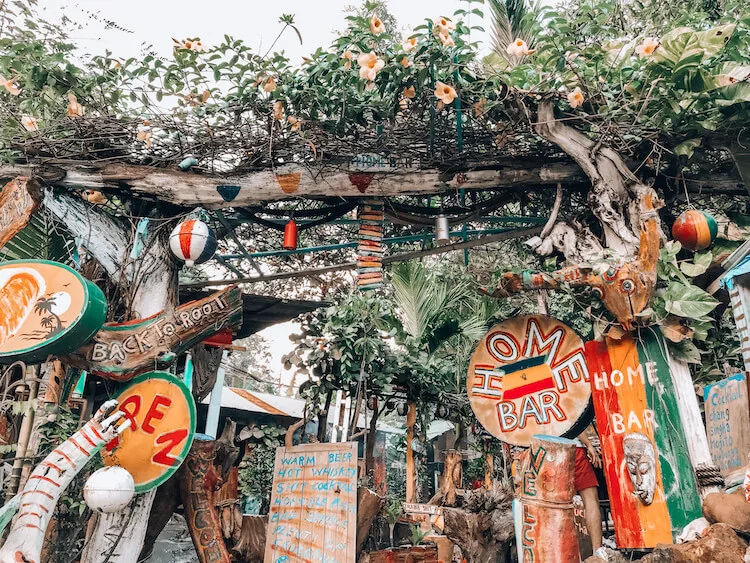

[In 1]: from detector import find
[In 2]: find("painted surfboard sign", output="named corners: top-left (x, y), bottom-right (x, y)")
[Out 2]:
top-left (704, 373), bottom-right (750, 484)
top-left (0, 177), bottom-right (41, 251)
top-left (64, 286), bottom-right (243, 381)
top-left (103, 371), bottom-right (196, 492)
top-left (467, 315), bottom-right (593, 446)
top-left (0, 260), bottom-right (107, 364)
top-left (584, 329), bottom-right (702, 548)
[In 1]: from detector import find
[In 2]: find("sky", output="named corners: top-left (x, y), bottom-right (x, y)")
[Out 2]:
top-left (40, 0), bottom-right (493, 64)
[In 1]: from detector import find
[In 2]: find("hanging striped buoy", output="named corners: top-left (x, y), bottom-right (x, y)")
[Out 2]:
top-left (169, 218), bottom-right (217, 267)
top-left (357, 199), bottom-right (384, 290)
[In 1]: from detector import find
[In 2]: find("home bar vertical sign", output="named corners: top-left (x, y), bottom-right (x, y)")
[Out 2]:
top-left (584, 329), bottom-right (702, 548)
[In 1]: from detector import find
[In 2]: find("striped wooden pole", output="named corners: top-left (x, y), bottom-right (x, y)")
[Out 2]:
top-left (728, 282), bottom-right (750, 372)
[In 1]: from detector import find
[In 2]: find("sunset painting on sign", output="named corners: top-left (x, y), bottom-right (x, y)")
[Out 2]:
top-left (0, 261), bottom-right (107, 363)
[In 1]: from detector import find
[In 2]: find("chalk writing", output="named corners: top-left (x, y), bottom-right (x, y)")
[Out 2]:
top-left (704, 374), bottom-right (750, 482)
top-left (264, 443), bottom-right (357, 563)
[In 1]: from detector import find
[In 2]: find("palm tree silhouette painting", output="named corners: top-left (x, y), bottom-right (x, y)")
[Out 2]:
top-left (33, 295), bottom-right (64, 338)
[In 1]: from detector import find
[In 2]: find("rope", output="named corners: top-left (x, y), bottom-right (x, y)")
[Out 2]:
top-left (695, 463), bottom-right (725, 488)
top-left (519, 496), bottom-right (574, 510)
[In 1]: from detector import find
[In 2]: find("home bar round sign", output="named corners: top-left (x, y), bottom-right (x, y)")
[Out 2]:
top-left (103, 371), bottom-right (196, 492)
top-left (467, 315), bottom-right (592, 446)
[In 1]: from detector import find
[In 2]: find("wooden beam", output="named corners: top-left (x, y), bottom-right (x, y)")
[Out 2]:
top-left (2, 163), bottom-right (744, 208)
top-left (1, 162), bottom-right (584, 208)
top-left (180, 226), bottom-right (543, 288)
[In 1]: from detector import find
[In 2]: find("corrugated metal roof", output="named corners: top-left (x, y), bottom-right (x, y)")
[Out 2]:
top-left (201, 387), bottom-right (305, 418)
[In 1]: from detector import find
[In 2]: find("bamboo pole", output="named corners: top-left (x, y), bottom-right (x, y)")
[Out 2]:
top-left (182, 226), bottom-right (544, 289)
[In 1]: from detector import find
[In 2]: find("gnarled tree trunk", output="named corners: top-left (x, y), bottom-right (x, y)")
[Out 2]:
top-left (534, 99), bottom-right (657, 260)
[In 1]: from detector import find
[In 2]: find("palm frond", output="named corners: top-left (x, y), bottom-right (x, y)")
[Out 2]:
top-left (487, 0), bottom-right (542, 68)
top-left (0, 209), bottom-right (76, 263)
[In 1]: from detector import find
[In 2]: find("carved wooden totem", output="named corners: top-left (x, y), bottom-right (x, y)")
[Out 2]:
top-left (180, 436), bottom-right (232, 563)
top-left (518, 435), bottom-right (579, 563)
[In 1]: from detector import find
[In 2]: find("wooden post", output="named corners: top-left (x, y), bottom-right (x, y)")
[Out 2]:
top-left (484, 453), bottom-right (494, 490)
top-left (77, 223), bottom-right (176, 563)
top-left (205, 351), bottom-right (228, 439)
top-left (519, 435), bottom-right (579, 563)
top-left (180, 437), bottom-right (232, 563)
top-left (406, 401), bottom-right (417, 504)
top-left (667, 351), bottom-right (723, 495)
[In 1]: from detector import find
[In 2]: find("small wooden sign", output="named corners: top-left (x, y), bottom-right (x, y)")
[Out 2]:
top-left (64, 286), bottom-right (243, 381)
top-left (0, 177), bottom-right (41, 251)
top-left (704, 373), bottom-right (750, 484)
top-left (467, 315), bottom-right (593, 446)
top-left (585, 330), bottom-right (702, 548)
top-left (350, 153), bottom-right (415, 172)
top-left (103, 371), bottom-right (196, 492)
top-left (403, 503), bottom-right (444, 532)
top-left (264, 442), bottom-right (357, 563)
top-left (0, 260), bottom-right (107, 364)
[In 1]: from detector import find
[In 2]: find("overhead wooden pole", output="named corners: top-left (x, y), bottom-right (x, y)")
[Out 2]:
top-left (1, 161), bottom-right (585, 209)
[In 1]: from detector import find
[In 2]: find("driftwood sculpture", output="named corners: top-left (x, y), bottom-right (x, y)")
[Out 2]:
top-left (441, 484), bottom-right (515, 563)
top-left (485, 193), bottom-right (660, 330)
top-left (0, 400), bottom-right (129, 563)
top-left (181, 437), bottom-right (232, 563)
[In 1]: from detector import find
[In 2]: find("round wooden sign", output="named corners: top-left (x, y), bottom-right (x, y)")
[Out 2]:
top-left (0, 260), bottom-right (107, 364)
top-left (467, 315), bottom-right (592, 446)
top-left (103, 372), bottom-right (196, 492)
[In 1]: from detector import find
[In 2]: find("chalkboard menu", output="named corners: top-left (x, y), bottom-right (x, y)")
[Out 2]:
top-left (264, 442), bottom-right (358, 563)
top-left (704, 373), bottom-right (750, 484)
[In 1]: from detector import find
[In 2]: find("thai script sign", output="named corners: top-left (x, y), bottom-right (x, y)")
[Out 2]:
top-left (0, 260), bottom-right (107, 364)
top-left (103, 371), bottom-right (196, 492)
top-left (467, 315), bottom-right (592, 446)
top-left (585, 330), bottom-right (701, 548)
top-left (264, 442), bottom-right (357, 563)
top-left (704, 373), bottom-right (750, 483)
top-left (0, 177), bottom-right (41, 251)
top-left (64, 286), bottom-right (242, 381)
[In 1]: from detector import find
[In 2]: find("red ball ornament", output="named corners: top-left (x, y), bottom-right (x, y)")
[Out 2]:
top-left (672, 210), bottom-right (717, 251)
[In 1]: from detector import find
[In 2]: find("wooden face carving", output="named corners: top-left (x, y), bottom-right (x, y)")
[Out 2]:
top-left (590, 263), bottom-right (656, 331)
top-left (591, 197), bottom-right (660, 331)
top-left (623, 432), bottom-right (656, 505)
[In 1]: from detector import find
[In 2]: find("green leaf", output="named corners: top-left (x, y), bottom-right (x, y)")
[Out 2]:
top-left (668, 339), bottom-right (702, 364)
top-left (663, 282), bottom-right (719, 320)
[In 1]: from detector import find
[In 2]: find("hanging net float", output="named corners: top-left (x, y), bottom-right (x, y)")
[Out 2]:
top-left (169, 218), bottom-right (218, 267)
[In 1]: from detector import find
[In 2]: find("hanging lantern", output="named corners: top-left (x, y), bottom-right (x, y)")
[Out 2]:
top-left (84, 466), bottom-right (135, 513)
top-left (169, 218), bottom-right (217, 267)
top-left (672, 210), bottom-right (718, 251)
top-left (435, 214), bottom-right (450, 245)
top-left (283, 220), bottom-right (298, 250)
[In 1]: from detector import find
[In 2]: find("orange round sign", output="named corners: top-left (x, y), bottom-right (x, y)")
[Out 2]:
top-left (467, 315), bottom-right (592, 446)
top-left (103, 372), bottom-right (196, 492)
